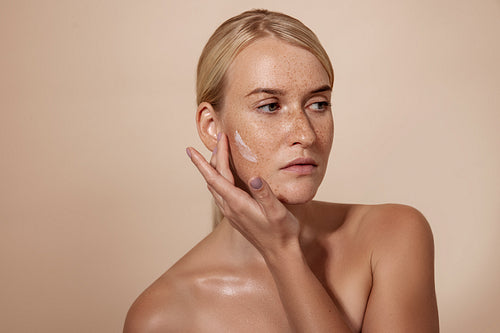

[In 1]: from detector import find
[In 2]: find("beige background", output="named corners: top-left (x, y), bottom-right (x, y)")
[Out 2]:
top-left (1, 0), bottom-right (499, 332)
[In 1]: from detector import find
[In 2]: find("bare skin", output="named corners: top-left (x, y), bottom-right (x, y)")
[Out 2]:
top-left (124, 38), bottom-right (439, 332)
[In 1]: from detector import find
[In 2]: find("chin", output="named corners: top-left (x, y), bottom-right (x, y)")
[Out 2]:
top-left (270, 173), bottom-right (323, 204)
top-left (273, 185), bottom-right (318, 205)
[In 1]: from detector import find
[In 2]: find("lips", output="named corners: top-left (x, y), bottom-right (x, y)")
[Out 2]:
top-left (281, 157), bottom-right (318, 175)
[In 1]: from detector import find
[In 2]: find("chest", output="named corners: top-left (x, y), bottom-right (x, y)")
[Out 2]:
top-left (190, 242), bottom-right (372, 332)
top-left (190, 277), bottom-right (290, 332)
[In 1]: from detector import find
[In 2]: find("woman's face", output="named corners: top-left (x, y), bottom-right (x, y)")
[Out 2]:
top-left (219, 37), bottom-right (333, 204)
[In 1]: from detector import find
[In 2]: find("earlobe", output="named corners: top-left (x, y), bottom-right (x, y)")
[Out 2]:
top-left (196, 102), bottom-right (219, 151)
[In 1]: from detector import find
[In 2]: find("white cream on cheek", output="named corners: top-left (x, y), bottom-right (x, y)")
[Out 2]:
top-left (234, 130), bottom-right (257, 163)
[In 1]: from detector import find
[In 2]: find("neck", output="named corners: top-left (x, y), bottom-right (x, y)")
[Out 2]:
top-left (214, 201), bottom-right (317, 263)
top-left (285, 201), bottom-right (315, 224)
top-left (215, 218), bottom-right (263, 263)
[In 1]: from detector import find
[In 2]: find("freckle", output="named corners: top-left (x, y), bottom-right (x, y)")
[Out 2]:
top-left (272, 184), bottom-right (280, 196)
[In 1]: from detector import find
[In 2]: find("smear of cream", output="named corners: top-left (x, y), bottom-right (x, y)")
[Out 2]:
top-left (234, 130), bottom-right (257, 163)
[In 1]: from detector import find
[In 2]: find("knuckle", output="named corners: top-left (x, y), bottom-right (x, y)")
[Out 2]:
top-left (229, 199), bottom-right (245, 214)
top-left (205, 173), bottom-right (218, 185)
top-left (268, 208), bottom-right (288, 222)
top-left (257, 188), bottom-right (270, 200)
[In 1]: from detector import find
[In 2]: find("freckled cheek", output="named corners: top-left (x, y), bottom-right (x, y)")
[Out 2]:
top-left (314, 118), bottom-right (334, 150)
top-left (318, 127), bottom-right (334, 150)
top-left (246, 125), bottom-right (278, 162)
top-left (227, 130), bottom-right (275, 181)
top-left (226, 133), bottom-right (253, 168)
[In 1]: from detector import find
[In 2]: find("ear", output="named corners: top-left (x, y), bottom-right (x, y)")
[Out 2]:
top-left (196, 102), bottom-right (220, 151)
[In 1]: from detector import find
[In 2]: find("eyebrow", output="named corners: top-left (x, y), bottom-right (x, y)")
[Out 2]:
top-left (310, 85), bottom-right (332, 94)
top-left (245, 85), bottom-right (332, 97)
top-left (245, 88), bottom-right (285, 97)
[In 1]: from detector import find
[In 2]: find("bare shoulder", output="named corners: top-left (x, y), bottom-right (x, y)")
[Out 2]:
top-left (360, 203), bottom-right (432, 230)
top-left (123, 229), bottom-right (230, 333)
top-left (123, 268), bottom-right (195, 333)
top-left (359, 203), bottom-right (434, 256)
top-left (353, 204), bottom-right (439, 332)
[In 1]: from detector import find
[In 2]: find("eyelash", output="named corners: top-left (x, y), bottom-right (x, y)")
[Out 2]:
top-left (257, 101), bottom-right (331, 113)
top-left (258, 103), bottom-right (280, 113)
top-left (311, 101), bottom-right (331, 111)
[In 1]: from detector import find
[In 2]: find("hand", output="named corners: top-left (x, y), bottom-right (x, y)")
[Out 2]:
top-left (186, 133), bottom-right (300, 260)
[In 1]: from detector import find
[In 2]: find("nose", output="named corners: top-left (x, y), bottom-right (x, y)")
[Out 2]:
top-left (286, 107), bottom-right (316, 147)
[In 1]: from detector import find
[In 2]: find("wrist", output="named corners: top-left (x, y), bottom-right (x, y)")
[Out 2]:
top-left (262, 239), bottom-right (305, 270)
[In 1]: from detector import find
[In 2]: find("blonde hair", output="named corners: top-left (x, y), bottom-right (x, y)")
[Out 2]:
top-left (197, 9), bottom-right (334, 109)
top-left (196, 9), bottom-right (334, 228)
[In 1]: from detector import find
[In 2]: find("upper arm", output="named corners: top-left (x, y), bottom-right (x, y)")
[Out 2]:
top-left (362, 204), bottom-right (439, 332)
top-left (123, 290), bottom-right (167, 333)
top-left (123, 281), bottom-right (189, 333)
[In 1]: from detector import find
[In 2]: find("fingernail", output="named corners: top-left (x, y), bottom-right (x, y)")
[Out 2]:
top-left (186, 148), bottom-right (191, 158)
top-left (250, 177), bottom-right (263, 190)
top-left (212, 146), bottom-right (217, 155)
top-left (217, 132), bottom-right (221, 142)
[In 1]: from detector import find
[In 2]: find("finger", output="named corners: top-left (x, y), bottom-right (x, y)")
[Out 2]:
top-left (187, 147), bottom-right (246, 203)
top-left (210, 133), bottom-right (220, 169)
top-left (187, 147), bottom-right (222, 184)
top-left (209, 143), bottom-right (217, 168)
top-left (247, 177), bottom-right (286, 220)
top-left (217, 133), bottom-right (234, 183)
top-left (207, 184), bottom-right (224, 210)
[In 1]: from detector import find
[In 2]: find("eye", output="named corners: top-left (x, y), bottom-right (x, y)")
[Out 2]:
top-left (257, 102), bottom-right (280, 113)
top-left (310, 101), bottom-right (331, 111)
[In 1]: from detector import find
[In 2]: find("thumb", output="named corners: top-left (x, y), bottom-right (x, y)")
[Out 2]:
top-left (248, 177), bottom-right (283, 216)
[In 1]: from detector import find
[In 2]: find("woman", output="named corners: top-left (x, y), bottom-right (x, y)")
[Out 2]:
top-left (124, 9), bottom-right (439, 332)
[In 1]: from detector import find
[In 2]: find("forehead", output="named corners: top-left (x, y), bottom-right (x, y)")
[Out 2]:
top-left (225, 37), bottom-right (330, 94)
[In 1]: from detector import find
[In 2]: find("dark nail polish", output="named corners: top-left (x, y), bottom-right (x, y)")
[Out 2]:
top-left (250, 177), bottom-right (263, 190)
